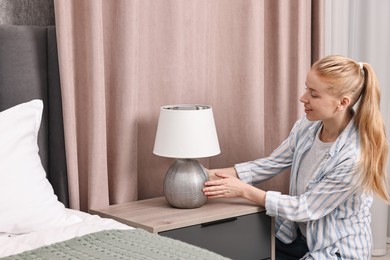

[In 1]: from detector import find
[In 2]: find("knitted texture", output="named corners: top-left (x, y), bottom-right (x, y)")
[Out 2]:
top-left (3, 229), bottom-right (230, 260)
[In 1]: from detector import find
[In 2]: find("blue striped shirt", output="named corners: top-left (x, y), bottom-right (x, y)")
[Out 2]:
top-left (235, 116), bottom-right (372, 259)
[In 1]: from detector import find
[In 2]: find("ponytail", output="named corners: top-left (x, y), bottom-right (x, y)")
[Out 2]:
top-left (354, 63), bottom-right (389, 202)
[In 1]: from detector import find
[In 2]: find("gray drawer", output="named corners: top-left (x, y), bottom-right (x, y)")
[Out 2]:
top-left (159, 212), bottom-right (271, 260)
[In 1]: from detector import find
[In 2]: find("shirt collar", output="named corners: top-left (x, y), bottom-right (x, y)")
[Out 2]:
top-left (306, 116), bottom-right (357, 157)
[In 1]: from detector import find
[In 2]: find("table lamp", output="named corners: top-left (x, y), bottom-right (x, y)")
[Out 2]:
top-left (153, 104), bottom-right (220, 209)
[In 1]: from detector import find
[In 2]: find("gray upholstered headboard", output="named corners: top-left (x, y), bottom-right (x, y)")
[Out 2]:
top-left (0, 25), bottom-right (69, 207)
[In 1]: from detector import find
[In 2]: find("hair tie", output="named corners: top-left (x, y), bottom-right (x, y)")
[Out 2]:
top-left (358, 62), bottom-right (365, 77)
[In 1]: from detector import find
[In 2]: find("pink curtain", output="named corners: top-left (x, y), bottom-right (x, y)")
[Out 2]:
top-left (54, 0), bottom-right (324, 211)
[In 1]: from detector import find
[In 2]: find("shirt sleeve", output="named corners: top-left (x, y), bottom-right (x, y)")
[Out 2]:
top-left (234, 117), bottom-right (304, 185)
top-left (265, 157), bottom-right (359, 221)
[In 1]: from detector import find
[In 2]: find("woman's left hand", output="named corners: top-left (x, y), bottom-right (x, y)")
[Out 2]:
top-left (203, 172), bottom-right (250, 199)
top-left (203, 172), bottom-right (267, 206)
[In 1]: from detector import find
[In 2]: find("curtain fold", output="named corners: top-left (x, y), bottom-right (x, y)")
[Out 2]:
top-left (54, 0), bottom-right (324, 211)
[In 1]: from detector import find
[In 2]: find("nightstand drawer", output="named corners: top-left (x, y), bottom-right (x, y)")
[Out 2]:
top-left (159, 212), bottom-right (271, 260)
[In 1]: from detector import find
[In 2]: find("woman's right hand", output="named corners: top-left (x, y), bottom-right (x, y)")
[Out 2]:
top-left (207, 167), bottom-right (238, 181)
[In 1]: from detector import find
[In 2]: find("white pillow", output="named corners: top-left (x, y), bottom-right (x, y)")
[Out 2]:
top-left (0, 100), bottom-right (71, 234)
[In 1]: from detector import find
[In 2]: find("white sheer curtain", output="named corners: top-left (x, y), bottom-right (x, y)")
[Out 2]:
top-left (325, 0), bottom-right (390, 256)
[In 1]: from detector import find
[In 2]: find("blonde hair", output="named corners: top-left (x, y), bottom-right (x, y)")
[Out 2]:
top-left (312, 55), bottom-right (389, 202)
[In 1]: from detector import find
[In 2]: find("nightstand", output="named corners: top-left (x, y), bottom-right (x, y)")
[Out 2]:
top-left (90, 196), bottom-right (275, 260)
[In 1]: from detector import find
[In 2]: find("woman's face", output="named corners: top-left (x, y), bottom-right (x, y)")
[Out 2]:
top-left (300, 69), bottom-right (340, 121)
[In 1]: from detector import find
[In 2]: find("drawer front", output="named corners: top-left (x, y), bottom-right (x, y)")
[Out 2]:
top-left (159, 212), bottom-right (271, 260)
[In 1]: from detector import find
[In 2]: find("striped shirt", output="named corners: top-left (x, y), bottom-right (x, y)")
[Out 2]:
top-left (297, 127), bottom-right (333, 238)
top-left (235, 116), bottom-right (372, 259)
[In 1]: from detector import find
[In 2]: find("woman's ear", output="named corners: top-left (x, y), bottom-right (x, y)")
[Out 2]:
top-left (337, 96), bottom-right (351, 111)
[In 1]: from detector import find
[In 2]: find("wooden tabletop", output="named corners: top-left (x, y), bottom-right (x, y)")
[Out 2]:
top-left (90, 196), bottom-right (265, 233)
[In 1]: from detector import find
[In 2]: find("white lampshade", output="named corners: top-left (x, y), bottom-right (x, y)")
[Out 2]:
top-left (153, 104), bottom-right (220, 159)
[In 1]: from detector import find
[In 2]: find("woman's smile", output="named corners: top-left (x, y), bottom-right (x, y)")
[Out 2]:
top-left (304, 106), bottom-right (312, 113)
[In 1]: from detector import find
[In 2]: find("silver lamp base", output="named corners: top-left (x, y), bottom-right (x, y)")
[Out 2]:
top-left (163, 159), bottom-right (209, 209)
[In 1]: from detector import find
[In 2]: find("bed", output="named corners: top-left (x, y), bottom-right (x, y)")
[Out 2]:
top-left (0, 25), bottom-right (229, 259)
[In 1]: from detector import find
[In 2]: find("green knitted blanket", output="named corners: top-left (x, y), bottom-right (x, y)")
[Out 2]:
top-left (3, 229), bottom-right (230, 260)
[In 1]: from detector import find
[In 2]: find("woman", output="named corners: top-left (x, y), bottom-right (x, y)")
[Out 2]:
top-left (203, 55), bottom-right (389, 259)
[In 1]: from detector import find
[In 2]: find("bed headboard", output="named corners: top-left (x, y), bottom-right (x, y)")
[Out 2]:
top-left (0, 25), bottom-right (69, 207)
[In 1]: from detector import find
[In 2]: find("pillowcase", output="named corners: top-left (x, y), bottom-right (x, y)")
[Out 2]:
top-left (0, 100), bottom-right (71, 234)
